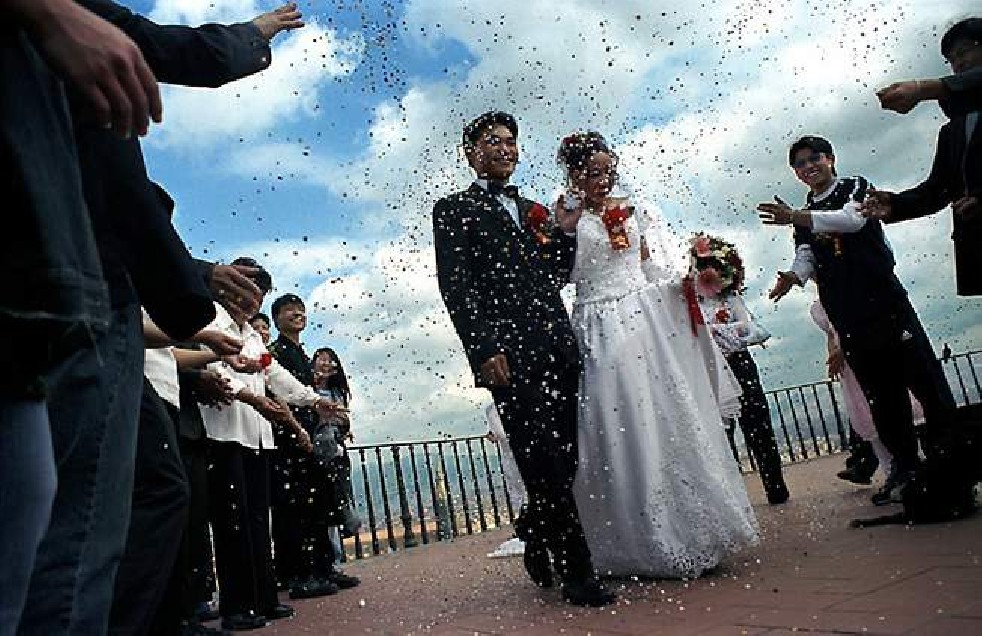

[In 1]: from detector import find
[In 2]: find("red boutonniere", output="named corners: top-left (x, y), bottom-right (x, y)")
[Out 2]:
top-left (601, 206), bottom-right (631, 251)
top-left (525, 202), bottom-right (553, 245)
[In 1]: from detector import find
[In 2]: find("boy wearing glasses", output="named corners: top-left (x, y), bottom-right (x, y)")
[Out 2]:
top-left (758, 136), bottom-right (956, 507)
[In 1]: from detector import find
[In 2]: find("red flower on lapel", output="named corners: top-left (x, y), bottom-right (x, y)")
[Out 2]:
top-left (525, 202), bottom-right (552, 245)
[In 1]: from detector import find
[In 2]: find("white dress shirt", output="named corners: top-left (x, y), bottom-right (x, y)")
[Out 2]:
top-left (142, 308), bottom-right (180, 408)
top-left (475, 179), bottom-right (520, 226)
top-left (200, 302), bottom-right (321, 450)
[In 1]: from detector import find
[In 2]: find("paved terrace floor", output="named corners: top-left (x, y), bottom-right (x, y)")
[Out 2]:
top-left (253, 454), bottom-right (982, 635)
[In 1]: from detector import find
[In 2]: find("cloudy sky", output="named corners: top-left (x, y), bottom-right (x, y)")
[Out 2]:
top-left (134, 0), bottom-right (980, 444)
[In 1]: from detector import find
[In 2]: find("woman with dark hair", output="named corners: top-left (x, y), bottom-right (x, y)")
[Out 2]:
top-left (311, 347), bottom-right (360, 562)
top-left (555, 131), bottom-right (757, 579)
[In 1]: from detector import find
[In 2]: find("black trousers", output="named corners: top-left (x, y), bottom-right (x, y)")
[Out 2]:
top-left (271, 448), bottom-right (339, 584)
top-left (844, 304), bottom-right (956, 473)
top-left (491, 355), bottom-right (593, 581)
top-left (148, 435), bottom-right (214, 635)
top-left (109, 380), bottom-right (189, 636)
top-left (725, 350), bottom-right (788, 501)
top-left (208, 442), bottom-right (278, 618)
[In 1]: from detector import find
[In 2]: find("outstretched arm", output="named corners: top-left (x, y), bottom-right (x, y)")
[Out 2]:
top-left (78, 0), bottom-right (303, 88)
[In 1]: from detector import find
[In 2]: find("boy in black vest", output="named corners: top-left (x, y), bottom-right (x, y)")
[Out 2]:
top-left (760, 136), bottom-right (956, 505)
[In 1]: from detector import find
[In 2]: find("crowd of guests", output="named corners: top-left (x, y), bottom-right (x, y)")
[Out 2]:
top-left (1, 0), bottom-right (979, 632)
top-left (1, 2), bottom-right (364, 635)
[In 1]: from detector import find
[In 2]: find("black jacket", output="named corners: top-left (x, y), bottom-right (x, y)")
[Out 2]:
top-left (70, 1), bottom-right (273, 339)
top-left (890, 113), bottom-right (982, 296)
top-left (1, 26), bottom-right (110, 396)
top-left (432, 183), bottom-right (578, 387)
top-left (940, 68), bottom-right (982, 119)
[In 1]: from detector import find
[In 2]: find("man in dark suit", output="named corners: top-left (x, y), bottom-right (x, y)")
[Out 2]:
top-left (432, 112), bottom-right (613, 607)
top-left (864, 17), bottom-right (982, 297)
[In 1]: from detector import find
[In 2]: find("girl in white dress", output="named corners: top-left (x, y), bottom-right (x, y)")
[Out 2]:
top-left (555, 132), bottom-right (758, 578)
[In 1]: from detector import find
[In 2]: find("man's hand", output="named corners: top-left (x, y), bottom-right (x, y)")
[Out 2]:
top-left (768, 271), bottom-right (799, 302)
top-left (757, 199), bottom-right (796, 226)
top-left (953, 195), bottom-right (980, 220)
top-left (249, 394), bottom-right (291, 424)
top-left (876, 79), bottom-right (945, 114)
top-left (210, 264), bottom-right (262, 316)
top-left (222, 354), bottom-right (263, 374)
top-left (252, 2), bottom-right (304, 42)
top-left (859, 187), bottom-right (894, 220)
top-left (876, 81), bottom-right (924, 114)
top-left (553, 194), bottom-right (583, 234)
top-left (196, 330), bottom-right (242, 356)
top-left (480, 353), bottom-right (511, 386)
top-left (23, 0), bottom-right (162, 137)
top-left (826, 346), bottom-right (845, 381)
top-left (193, 369), bottom-right (234, 407)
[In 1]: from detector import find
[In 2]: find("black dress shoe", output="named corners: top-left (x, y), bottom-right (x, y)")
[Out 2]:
top-left (837, 467), bottom-right (873, 485)
top-left (289, 576), bottom-right (338, 599)
top-left (561, 577), bottom-right (616, 607)
top-left (261, 604), bottom-right (295, 621)
top-left (522, 543), bottom-right (553, 588)
top-left (220, 612), bottom-right (266, 631)
top-left (327, 569), bottom-right (360, 589)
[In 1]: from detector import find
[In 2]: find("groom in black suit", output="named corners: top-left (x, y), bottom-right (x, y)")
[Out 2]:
top-left (432, 111), bottom-right (614, 607)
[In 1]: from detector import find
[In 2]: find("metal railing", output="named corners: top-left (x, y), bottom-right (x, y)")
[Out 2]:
top-left (338, 349), bottom-right (981, 561)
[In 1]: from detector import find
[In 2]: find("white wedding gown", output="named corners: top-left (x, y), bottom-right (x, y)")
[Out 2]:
top-left (570, 206), bottom-right (759, 578)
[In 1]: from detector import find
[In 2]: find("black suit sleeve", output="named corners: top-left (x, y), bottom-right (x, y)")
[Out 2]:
top-left (890, 126), bottom-right (956, 223)
top-left (543, 228), bottom-right (577, 289)
top-left (78, 0), bottom-right (271, 87)
top-left (940, 68), bottom-right (982, 119)
top-left (432, 198), bottom-right (500, 370)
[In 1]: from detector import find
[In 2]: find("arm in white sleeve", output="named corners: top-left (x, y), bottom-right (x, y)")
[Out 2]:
top-left (789, 244), bottom-right (816, 284)
top-left (808, 200), bottom-right (867, 233)
top-left (266, 358), bottom-right (320, 407)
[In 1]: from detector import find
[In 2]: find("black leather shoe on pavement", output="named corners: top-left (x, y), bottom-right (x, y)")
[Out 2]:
top-left (289, 576), bottom-right (338, 599)
top-left (522, 543), bottom-right (553, 588)
top-left (561, 577), bottom-right (616, 607)
top-left (220, 612), bottom-right (266, 631)
top-left (837, 467), bottom-right (873, 485)
top-left (327, 569), bottom-right (361, 589)
top-left (261, 604), bottom-right (295, 621)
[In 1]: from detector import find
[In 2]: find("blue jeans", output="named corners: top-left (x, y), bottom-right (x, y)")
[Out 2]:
top-left (0, 400), bottom-right (56, 636)
top-left (18, 305), bottom-right (144, 636)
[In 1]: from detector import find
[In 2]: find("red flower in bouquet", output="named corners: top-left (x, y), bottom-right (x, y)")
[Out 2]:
top-left (696, 266), bottom-right (724, 297)
top-left (601, 206), bottom-right (631, 251)
top-left (715, 307), bottom-right (731, 323)
top-left (688, 232), bottom-right (746, 298)
top-left (693, 235), bottom-right (712, 258)
top-left (525, 202), bottom-right (552, 245)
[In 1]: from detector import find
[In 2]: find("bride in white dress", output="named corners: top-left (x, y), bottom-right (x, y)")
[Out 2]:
top-left (555, 132), bottom-right (758, 578)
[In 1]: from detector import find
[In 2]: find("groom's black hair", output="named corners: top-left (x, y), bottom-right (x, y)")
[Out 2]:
top-left (462, 111), bottom-right (518, 149)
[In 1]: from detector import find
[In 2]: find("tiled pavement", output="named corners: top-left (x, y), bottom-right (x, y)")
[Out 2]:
top-left (252, 455), bottom-right (982, 635)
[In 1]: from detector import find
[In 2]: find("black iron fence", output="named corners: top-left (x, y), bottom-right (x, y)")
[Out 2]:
top-left (339, 349), bottom-right (981, 561)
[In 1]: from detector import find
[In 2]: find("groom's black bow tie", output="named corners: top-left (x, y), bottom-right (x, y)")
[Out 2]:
top-left (486, 181), bottom-right (519, 199)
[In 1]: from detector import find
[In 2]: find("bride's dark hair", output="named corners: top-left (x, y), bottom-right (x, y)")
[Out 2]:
top-left (557, 131), bottom-right (617, 175)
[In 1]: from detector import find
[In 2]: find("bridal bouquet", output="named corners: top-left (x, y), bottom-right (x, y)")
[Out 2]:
top-left (688, 233), bottom-right (745, 299)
